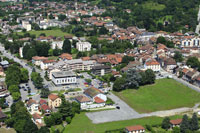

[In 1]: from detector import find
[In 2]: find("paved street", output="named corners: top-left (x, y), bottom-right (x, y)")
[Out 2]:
top-left (0, 44), bottom-right (41, 101)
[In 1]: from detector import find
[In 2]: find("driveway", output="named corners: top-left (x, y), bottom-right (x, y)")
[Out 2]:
top-left (86, 93), bottom-right (145, 123)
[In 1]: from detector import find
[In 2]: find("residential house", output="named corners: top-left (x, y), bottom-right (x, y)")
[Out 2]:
top-left (52, 71), bottom-right (77, 86)
top-left (180, 37), bottom-right (200, 48)
top-left (26, 99), bottom-right (40, 115)
top-left (184, 70), bottom-right (199, 83)
top-left (40, 59), bottom-right (56, 70)
top-left (32, 113), bottom-right (42, 124)
top-left (84, 87), bottom-right (107, 102)
top-left (0, 82), bottom-right (8, 96)
top-left (22, 21), bottom-right (31, 31)
top-left (125, 125), bottom-right (145, 133)
top-left (76, 41), bottom-right (92, 52)
top-left (75, 95), bottom-right (92, 109)
top-left (48, 94), bottom-right (62, 109)
top-left (39, 99), bottom-right (51, 114)
top-left (170, 119), bottom-right (182, 128)
top-left (59, 53), bottom-right (72, 61)
top-left (32, 56), bottom-right (48, 66)
top-left (164, 58), bottom-right (177, 73)
top-left (51, 39), bottom-right (63, 49)
top-left (91, 65), bottom-right (111, 76)
top-left (144, 59), bottom-right (160, 72)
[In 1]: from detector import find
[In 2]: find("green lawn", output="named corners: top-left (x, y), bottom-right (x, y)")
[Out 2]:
top-left (64, 113), bottom-right (181, 133)
top-left (142, 2), bottom-right (166, 11)
top-left (113, 78), bottom-right (200, 113)
top-left (17, 29), bottom-right (72, 39)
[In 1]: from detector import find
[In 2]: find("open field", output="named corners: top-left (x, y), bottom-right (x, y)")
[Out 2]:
top-left (113, 79), bottom-right (200, 113)
top-left (0, 128), bottom-right (16, 133)
top-left (17, 29), bottom-right (72, 38)
top-left (142, 2), bottom-right (166, 11)
top-left (64, 113), bottom-right (181, 133)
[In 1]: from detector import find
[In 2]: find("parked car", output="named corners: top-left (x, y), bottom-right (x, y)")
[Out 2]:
top-left (116, 106), bottom-right (120, 109)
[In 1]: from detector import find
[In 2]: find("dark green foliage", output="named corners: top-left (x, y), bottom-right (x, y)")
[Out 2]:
top-left (62, 39), bottom-right (71, 53)
top-left (180, 115), bottom-right (190, 133)
top-left (144, 69), bottom-right (156, 84)
top-left (113, 77), bottom-right (126, 92)
top-left (31, 72), bottom-right (43, 89)
top-left (121, 56), bottom-right (135, 65)
top-left (189, 113), bottom-right (199, 131)
top-left (99, 26), bottom-right (108, 35)
top-left (23, 41), bottom-right (50, 60)
top-left (65, 116), bottom-right (72, 124)
top-left (0, 97), bottom-right (8, 109)
top-left (161, 117), bottom-right (170, 130)
top-left (156, 36), bottom-right (174, 48)
top-left (173, 51), bottom-right (183, 62)
top-left (40, 88), bottom-right (50, 98)
top-left (125, 69), bottom-right (142, 89)
top-left (6, 101), bottom-right (38, 132)
top-left (38, 126), bottom-right (50, 133)
top-left (186, 57), bottom-right (200, 68)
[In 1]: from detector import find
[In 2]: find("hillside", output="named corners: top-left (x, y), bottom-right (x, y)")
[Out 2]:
top-left (95, 0), bottom-right (200, 32)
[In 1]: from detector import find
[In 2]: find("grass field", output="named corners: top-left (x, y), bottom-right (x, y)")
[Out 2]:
top-left (113, 78), bottom-right (200, 113)
top-left (142, 2), bottom-right (166, 11)
top-left (17, 29), bottom-right (72, 39)
top-left (0, 128), bottom-right (16, 133)
top-left (64, 113), bottom-right (181, 133)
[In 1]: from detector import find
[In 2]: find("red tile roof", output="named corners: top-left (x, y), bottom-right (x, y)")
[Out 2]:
top-left (39, 99), bottom-right (47, 105)
top-left (32, 113), bottom-right (41, 119)
top-left (41, 104), bottom-right (51, 111)
top-left (59, 53), bottom-right (72, 60)
top-left (94, 97), bottom-right (105, 103)
top-left (170, 119), bottom-right (182, 125)
top-left (126, 125), bottom-right (145, 131)
top-left (32, 56), bottom-right (48, 61)
top-left (43, 59), bottom-right (56, 64)
top-left (146, 60), bottom-right (160, 66)
top-left (48, 94), bottom-right (59, 101)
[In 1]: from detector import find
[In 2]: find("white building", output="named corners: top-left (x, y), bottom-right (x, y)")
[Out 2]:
top-left (22, 21), bottom-right (31, 31)
top-left (181, 37), bottom-right (200, 47)
top-left (26, 99), bottom-right (41, 115)
top-left (52, 71), bottom-right (77, 86)
top-left (51, 40), bottom-right (63, 49)
top-left (40, 60), bottom-right (56, 70)
top-left (144, 59), bottom-right (160, 72)
top-left (76, 41), bottom-right (92, 52)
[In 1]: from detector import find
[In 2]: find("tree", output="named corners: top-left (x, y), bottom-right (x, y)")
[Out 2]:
top-left (125, 69), bottom-right (142, 89)
top-left (8, 85), bottom-right (19, 93)
top-left (38, 126), bottom-right (50, 133)
top-left (51, 112), bottom-right (62, 125)
top-left (12, 92), bottom-right (21, 101)
top-left (157, 36), bottom-right (166, 44)
top-left (180, 115), bottom-right (190, 133)
top-left (62, 39), bottom-right (71, 53)
top-left (186, 57), bottom-right (200, 68)
top-left (173, 51), bottom-right (183, 62)
top-left (0, 97), bottom-right (8, 109)
top-left (44, 116), bottom-right (54, 127)
top-left (190, 113), bottom-right (199, 131)
top-left (162, 117), bottom-right (171, 130)
top-left (23, 119), bottom-right (38, 133)
top-left (145, 69), bottom-right (155, 84)
top-left (99, 26), bottom-right (108, 35)
top-left (53, 47), bottom-right (62, 56)
top-left (31, 72), bottom-right (43, 89)
top-left (40, 88), bottom-right (50, 98)
top-left (25, 48), bottom-right (37, 60)
top-left (113, 77), bottom-right (126, 92)
top-left (65, 116), bottom-right (71, 124)
top-left (121, 56), bottom-right (134, 65)
top-left (20, 68), bottom-right (29, 83)
top-left (172, 127), bottom-right (180, 133)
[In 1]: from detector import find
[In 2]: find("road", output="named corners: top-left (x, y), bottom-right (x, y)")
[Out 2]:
top-left (0, 44), bottom-right (41, 101)
top-left (195, 5), bottom-right (200, 34)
